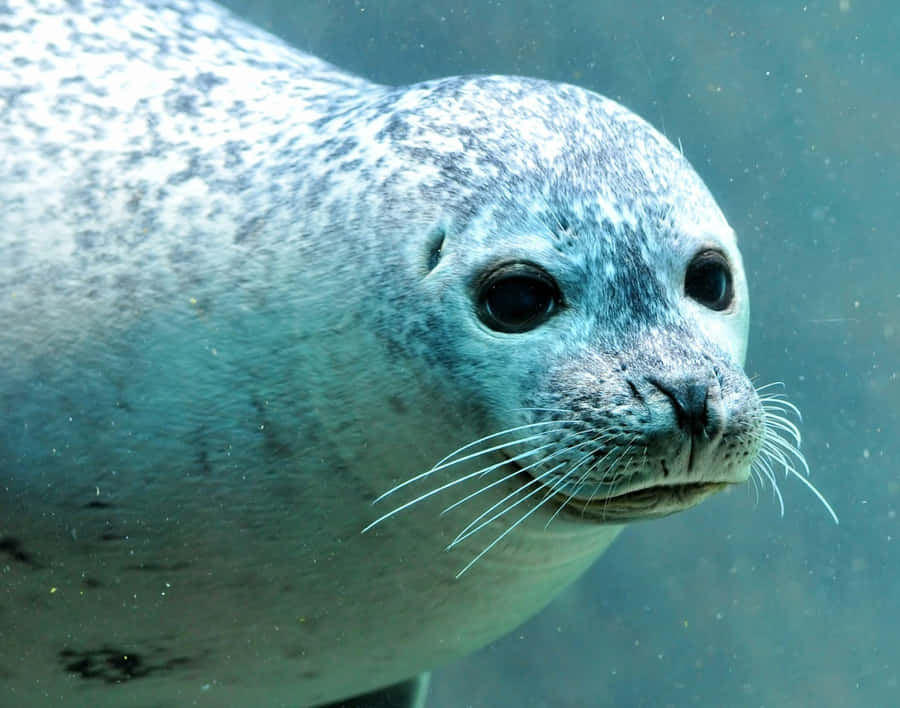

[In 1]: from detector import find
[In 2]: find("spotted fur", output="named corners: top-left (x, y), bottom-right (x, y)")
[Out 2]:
top-left (0, 2), bottom-right (775, 707)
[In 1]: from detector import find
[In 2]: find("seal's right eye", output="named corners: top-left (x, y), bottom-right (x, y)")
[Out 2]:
top-left (685, 250), bottom-right (734, 311)
top-left (477, 264), bottom-right (560, 333)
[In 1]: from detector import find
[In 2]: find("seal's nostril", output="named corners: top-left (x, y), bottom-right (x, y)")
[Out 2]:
top-left (647, 376), bottom-right (712, 440)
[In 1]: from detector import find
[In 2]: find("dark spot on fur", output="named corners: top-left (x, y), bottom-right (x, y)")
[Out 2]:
top-left (167, 153), bottom-right (200, 184)
top-left (227, 98), bottom-right (247, 118)
top-left (339, 158), bottom-right (362, 172)
top-left (328, 137), bottom-right (357, 159)
top-left (74, 229), bottom-right (101, 250)
top-left (124, 561), bottom-right (192, 572)
top-left (282, 644), bottom-right (308, 660)
top-left (172, 91), bottom-right (197, 115)
top-left (376, 112), bottom-right (410, 142)
top-left (387, 395), bottom-right (407, 414)
top-left (59, 646), bottom-right (193, 683)
top-left (234, 215), bottom-right (265, 243)
top-left (125, 189), bottom-right (143, 213)
top-left (0, 536), bottom-right (34, 565)
top-left (250, 395), bottom-right (293, 462)
top-left (194, 71), bottom-right (225, 92)
top-left (223, 139), bottom-right (247, 168)
top-left (195, 446), bottom-right (213, 475)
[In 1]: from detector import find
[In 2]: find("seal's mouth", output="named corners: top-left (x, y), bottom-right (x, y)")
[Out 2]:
top-left (505, 458), bottom-right (731, 524)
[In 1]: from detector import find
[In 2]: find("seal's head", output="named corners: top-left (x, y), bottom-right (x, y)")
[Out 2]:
top-left (355, 76), bottom-right (832, 568)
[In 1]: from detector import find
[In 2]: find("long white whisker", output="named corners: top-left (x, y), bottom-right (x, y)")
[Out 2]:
top-left (595, 437), bottom-right (639, 512)
top-left (545, 436), bottom-right (630, 526)
top-left (755, 381), bottom-right (786, 394)
top-left (757, 450), bottom-right (786, 516)
top-left (430, 420), bottom-right (576, 470)
top-left (762, 414), bottom-right (803, 447)
top-left (449, 462), bottom-right (566, 549)
top-left (371, 424), bottom-right (574, 505)
top-left (453, 468), bottom-right (571, 578)
top-left (444, 432), bottom-right (606, 538)
top-left (598, 457), bottom-right (635, 517)
top-left (761, 435), bottom-right (811, 477)
top-left (752, 384), bottom-right (837, 524)
top-left (784, 467), bottom-right (839, 524)
top-left (752, 452), bottom-right (777, 489)
top-left (747, 465), bottom-right (761, 504)
top-left (442, 430), bottom-right (614, 515)
top-left (759, 396), bottom-right (804, 421)
top-left (543, 450), bottom-right (605, 527)
top-left (361, 437), bottom-right (567, 533)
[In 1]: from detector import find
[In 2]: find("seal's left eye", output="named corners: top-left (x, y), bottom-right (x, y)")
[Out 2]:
top-left (477, 264), bottom-right (560, 333)
top-left (685, 250), bottom-right (734, 311)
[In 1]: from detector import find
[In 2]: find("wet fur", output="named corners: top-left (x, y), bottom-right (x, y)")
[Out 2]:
top-left (0, 2), bottom-right (831, 707)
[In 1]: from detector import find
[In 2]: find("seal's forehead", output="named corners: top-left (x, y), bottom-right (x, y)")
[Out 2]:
top-left (380, 75), bottom-right (728, 240)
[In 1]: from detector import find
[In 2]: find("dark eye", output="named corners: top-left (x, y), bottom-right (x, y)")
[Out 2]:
top-left (685, 250), bottom-right (734, 311)
top-left (477, 264), bottom-right (560, 333)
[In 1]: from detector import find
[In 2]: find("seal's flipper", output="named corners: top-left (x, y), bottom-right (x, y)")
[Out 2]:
top-left (320, 673), bottom-right (430, 708)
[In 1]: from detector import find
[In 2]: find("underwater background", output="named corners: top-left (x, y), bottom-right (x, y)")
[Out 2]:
top-left (221, 2), bottom-right (898, 705)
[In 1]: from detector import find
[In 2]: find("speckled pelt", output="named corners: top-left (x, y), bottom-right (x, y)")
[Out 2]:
top-left (1, 2), bottom-right (761, 708)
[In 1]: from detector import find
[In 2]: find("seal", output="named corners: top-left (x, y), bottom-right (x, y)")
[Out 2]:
top-left (0, 1), bottom-right (834, 706)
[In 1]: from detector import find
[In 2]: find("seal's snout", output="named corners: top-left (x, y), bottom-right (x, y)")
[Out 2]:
top-left (647, 374), bottom-right (724, 443)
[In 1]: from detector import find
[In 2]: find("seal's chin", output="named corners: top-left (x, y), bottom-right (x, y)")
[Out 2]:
top-left (507, 460), bottom-right (732, 524)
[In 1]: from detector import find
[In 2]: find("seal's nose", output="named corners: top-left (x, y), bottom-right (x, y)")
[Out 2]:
top-left (647, 375), bottom-right (722, 441)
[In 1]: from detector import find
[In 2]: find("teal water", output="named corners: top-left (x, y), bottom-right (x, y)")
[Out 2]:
top-left (225, 2), bottom-right (897, 705)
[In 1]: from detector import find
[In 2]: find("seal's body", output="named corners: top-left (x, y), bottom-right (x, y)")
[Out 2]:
top-left (2, 1), bottom-right (769, 706)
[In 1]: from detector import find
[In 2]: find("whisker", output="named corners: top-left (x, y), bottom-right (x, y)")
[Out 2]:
top-left (747, 465), bottom-right (761, 505)
top-left (448, 462), bottom-right (567, 549)
top-left (754, 449), bottom-right (785, 516)
top-left (752, 385), bottom-right (838, 524)
top-left (422, 419), bottom-right (579, 472)
top-left (783, 465), bottom-right (839, 524)
top-left (362, 437), bottom-right (566, 533)
top-left (545, 438), bottom-right (629, 526)
top-left (543, 449), bottom-right (606, 527)
top-left (425, 426), bottom-right (585, 475)
top-left (752, 449), bottom-right (777, 489)
top-left (442, 429), bottom-right (614, 516)
top-left (371, 423), bottom-right (575, 504)
top-left (594, 437), bottom-right (639, 512)
top-left (597, 452), bottom-right (636, 518)
top-left (755, 381), bottom-right (786, 394)
top-left (762, 413), bottom-right (803, 448)
top-left (453, 467), bottom-right (571, 578)
top-left (445, 429), bottom-right (616, 540)
top-left (760, 433), bottom-right (810, 477)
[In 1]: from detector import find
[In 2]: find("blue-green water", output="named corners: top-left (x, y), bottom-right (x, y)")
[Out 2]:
top-left (216, 2), bottom-right (897, 705)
